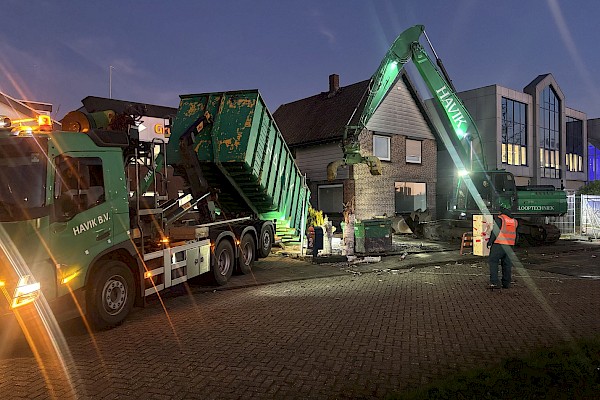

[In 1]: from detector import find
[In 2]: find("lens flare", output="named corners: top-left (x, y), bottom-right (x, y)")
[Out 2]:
top-left (0, 225), bottom-right (81, 398)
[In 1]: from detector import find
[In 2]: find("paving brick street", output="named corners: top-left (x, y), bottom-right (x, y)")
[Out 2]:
top-left (1, 241), bottom-right (599, 399)
top-left (3, 3), bottom-right (600, 400)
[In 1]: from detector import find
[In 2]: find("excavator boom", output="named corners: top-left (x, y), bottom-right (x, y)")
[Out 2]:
top-left (328, 24), bottom-right (487, 181)
top-left (362, 24), bottom-right (487, 172)
top-left (360, 25), bottom-right (424, 127)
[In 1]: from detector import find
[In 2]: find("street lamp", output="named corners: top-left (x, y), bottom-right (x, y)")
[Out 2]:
top-left (109, 66), bottom-right (115, 99)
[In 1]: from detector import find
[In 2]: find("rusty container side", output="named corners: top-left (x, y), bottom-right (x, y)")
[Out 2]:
top-left (168, 90), bottom-right (310, 236)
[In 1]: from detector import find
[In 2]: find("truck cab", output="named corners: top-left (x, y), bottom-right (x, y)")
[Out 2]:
top-left (0, 126), bottom-right (138, 324)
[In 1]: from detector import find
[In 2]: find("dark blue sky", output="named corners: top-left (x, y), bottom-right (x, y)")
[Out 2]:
top-left (1, 1), bottom-right (599, 119)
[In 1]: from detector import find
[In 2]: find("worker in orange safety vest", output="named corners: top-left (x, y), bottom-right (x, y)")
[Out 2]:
top-left (487, 208), bottom-right (518, 289)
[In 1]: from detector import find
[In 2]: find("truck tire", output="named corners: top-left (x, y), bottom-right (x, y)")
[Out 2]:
top-left (258, 224), bottom-right (273, 258)
top-left (86, 260), bottom-right (134, 331)
top-left (212, 240), bottom-right (234, 285)
top-left (237, 234), bottom-right (255, 275)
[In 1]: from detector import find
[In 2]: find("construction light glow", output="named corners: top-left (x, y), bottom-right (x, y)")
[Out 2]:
top-left (17, 127), bottom-right (33, 136)
top-left (11, 275), bottom-right (41, 308)
top-left (37, 115), bottom-right (53, 131)
top-left (60, 271), bottom-right (80, 285)
top-left (0, 116), bottom-right (10, 128)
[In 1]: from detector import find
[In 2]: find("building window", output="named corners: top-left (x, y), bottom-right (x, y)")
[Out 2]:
top-left (539, 85), bottom-right (561, 179)
top-left (406, 139), bottom-right (422, 164)
top-left (395, 182), bottom-right (426, 213)
top-left (318, 184), bottom-right (343, 213)
top-left (501, 97), bottom-right (527, 165)
top-left (589, 144), bottom-right (600, 181)
top-left (566, 116), bottom-right (583, 172)
top-left (373, 134), bottom-right (391, 161)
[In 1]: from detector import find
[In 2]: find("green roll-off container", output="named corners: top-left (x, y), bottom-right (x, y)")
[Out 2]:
top-left (167, 89), bottom-right (310, 237)
top-left (354, 219), bottom-right (392, 254)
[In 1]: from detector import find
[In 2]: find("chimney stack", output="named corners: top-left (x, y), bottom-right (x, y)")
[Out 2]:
top-left (328, 74), bottom-right (340, 96)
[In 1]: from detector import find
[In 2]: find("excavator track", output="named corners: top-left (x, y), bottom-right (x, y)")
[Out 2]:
top-left (521, 222), bottom-right (561, 246)
top-left (404, 212), bottom-right (562, 247)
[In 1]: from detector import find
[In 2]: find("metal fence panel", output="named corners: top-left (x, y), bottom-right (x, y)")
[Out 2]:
top-left (547, 193), bottom-right (576, 235)
top-left (581, 195), bottom-right (600, 238)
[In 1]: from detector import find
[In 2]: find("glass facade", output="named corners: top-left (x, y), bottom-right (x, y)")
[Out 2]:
top-left (501, 97), bottom-right (527, 165)
top-left (589, 144), bottom-right (600, 181)
top-left (539, 86), bottom-right (561, 178)
top-left (566, 116), bottom-right (583, 172)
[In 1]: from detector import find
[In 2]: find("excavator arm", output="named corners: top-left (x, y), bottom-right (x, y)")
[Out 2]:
top-left (327, 24), bottom-right (488, 181)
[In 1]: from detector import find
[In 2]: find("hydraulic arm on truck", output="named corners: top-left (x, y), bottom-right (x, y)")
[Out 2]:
top-left (0, 90), bottom-right (309, 331)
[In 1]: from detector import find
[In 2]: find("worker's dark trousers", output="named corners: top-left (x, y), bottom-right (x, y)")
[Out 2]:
top-left (488, 244), bottom-right (513, 288)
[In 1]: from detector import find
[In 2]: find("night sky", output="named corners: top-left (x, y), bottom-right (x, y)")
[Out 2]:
top-left (1, 0), bottom-right (599, 119)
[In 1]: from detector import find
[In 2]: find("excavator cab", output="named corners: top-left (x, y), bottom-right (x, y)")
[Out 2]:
top-left (452, 170), bottom-right (517, 217)
top-left (490, 171), bottom-right (517, 210)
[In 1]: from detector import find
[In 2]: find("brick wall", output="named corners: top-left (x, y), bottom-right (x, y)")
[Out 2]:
top-left (352, 130), bottom-right (437, 220)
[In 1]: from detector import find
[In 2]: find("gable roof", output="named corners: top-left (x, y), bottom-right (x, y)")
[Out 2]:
top-left (523, 73), bottom-right (551, 93)
top-left (273, 79), bottom-right (370, 147)
top-left (80, 96), bottom-right (177, 119)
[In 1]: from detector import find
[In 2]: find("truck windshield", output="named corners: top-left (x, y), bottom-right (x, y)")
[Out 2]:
top-left (0, 137), bottom-right (48, 221)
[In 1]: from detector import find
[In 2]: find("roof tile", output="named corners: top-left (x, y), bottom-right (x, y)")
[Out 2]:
top-left (273, 79), bottom-right (369, 147)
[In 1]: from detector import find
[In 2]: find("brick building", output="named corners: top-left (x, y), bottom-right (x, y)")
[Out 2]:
top-left (273, 73), bottom-right (438, 227)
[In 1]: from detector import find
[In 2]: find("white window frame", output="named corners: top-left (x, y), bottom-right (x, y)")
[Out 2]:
top-left (373, 134), bottom-right (391, 161)
top-left (406, 138), bottom-right (422, 164)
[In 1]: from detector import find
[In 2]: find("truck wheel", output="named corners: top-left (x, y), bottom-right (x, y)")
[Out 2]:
top-left (212, 240), bottom-right (234, 285)
top-left (258, 225), bottom-right (273, 258)
top-left (87, 260), bottom-right (134, 331)
top-left (237, 234), bottom-right (255, 275)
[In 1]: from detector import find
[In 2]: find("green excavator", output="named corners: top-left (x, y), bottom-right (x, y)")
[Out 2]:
top-left (329, 25), bottom-right (567, 244)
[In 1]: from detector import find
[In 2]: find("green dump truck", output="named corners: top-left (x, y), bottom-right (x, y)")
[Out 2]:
top-left (0, 90), bottom-right (309, 331)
